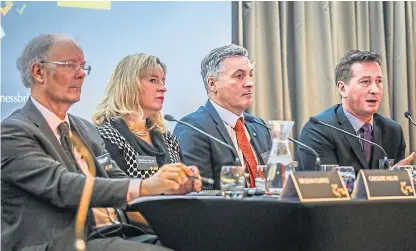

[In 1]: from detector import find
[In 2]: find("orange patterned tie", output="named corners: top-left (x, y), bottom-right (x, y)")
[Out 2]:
top-left (234, 118), bottom-right (258, 188)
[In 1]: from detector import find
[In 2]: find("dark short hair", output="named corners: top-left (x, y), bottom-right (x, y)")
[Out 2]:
top-left (335, 50), bottom-right (382, 86)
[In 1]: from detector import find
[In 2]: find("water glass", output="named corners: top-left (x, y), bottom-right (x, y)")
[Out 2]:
top-left (320, 164), bottom-right (339, 172)
top-left (220, 165), bottom-right (245, 198)
top-left (255, 165), bottom-right (267, 191)
top-left (390, 165), bottom-right (416, 187)
top-left (379, 159), bottom-right (395, 169)
top-left (336, 166), bottom-right (356, 194)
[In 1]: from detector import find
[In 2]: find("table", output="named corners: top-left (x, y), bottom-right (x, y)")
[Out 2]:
top-left (127, 196), bottom-right (416, 251)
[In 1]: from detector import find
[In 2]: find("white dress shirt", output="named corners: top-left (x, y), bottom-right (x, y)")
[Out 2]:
top-left (209, 99), bottom-right (260, 170)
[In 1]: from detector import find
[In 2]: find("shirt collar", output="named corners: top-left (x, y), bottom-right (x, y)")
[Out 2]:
top-left (31, 96), bottom-right (71, 133)
top-left (209, 99), bottom-right (244, 128)
top-left (342, 105), bottom-right (373, 133)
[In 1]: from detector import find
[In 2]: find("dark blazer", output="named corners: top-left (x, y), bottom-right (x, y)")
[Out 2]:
top-left (173, 100), bottom-right (272, 189)
top-left (1, 99), bottom-right (131, 251)
top-left (297, 104), bottom-right (406, 172)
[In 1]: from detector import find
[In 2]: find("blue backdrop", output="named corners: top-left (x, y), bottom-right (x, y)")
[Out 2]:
top-left (1, 1), bottom-right (231, 130)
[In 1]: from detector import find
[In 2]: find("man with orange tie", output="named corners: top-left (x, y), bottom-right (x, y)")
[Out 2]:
top-left (174, 44), bottom-right (272, 189)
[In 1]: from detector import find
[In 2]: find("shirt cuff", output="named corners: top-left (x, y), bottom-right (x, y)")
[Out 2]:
top-left (126, 179), bottom-right (142, 202)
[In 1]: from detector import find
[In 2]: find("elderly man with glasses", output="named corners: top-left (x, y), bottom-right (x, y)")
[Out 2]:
top-left (1, 34), bottom-right (178, 251)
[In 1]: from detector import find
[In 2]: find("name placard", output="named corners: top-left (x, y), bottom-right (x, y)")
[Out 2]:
top-left (280, 171), bottom-right (350, 202)
top-left (352, 170), bottom-right (416, 200)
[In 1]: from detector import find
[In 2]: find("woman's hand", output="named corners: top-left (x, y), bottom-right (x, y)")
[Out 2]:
top-left (165, 165), bottom-right (202, 195)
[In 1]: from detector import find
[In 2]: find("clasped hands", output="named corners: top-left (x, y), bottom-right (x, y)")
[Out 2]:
top-left (140, 163), bottom-right (202, 196)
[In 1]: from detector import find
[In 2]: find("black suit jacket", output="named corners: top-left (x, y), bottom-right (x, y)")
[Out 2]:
top-left (297, 104), bottom-right (406, 172)
top-left (1, 100), bottom-right (131, 251)
top-left (173, 100), bottom-right (272, 189)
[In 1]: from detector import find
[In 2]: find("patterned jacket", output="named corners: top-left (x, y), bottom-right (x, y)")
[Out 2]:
top-left (97, 121), bottom-right (181, 179)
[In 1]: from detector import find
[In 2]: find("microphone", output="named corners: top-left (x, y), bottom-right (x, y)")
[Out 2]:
top-left (288, 137), bottom-right (321, 170)
top-left (71, 133), bottom-right (97, 251)
top-left (164, 114), bottom-right (241, 172)
top-left (244, 114), bottom-right (321, 170)
top-left (404, 111), bottom-right (416, 127)
top-left (309, 117), bottom-right (390, 169)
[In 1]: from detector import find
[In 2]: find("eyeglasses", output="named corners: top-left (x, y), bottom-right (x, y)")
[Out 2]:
top-left (39, 61), bottom-right (92, 76)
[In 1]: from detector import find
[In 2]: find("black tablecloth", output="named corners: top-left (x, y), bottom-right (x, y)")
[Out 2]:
top-left (127, 196), bottom-right (416, 251)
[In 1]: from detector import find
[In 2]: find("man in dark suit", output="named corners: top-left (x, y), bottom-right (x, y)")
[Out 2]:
top-left (1, 34), bottom-right (200, 251)
top-left (298, 50), bottom-right (415, 172)
top-left (174, 44), bottom-right (272, 189)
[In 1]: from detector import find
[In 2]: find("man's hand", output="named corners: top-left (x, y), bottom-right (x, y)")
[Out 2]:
top-left (140, 163), bottom-right (202, 196)
top-left (394, 152), bottom-right (416, 166)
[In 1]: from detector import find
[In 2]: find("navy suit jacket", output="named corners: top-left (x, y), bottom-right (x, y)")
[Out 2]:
top-left (173, 100), bottom-right (272, 189)
top-left (297, 104), bottom-right (406, 173)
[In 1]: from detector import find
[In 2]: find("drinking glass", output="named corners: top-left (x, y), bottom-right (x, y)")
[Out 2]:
top-left (379, 159), bottom-right (395, 169)
top-left (390, 165), bottom-right (416, 188)
top-left (336, 166), bottom-right (356, 194)
top-left (220, 165), bottom-right (245, 198)
top-left (255, 165), bottom-right (267, 191)
top-left (320, 164), bottom-right (339, 172)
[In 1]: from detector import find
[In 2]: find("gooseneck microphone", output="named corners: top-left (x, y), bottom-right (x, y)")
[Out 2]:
top-left (404, 111), bottom-right (416, 127)
top-left (164, 114), bottom-right (240, 181)
top-left (243, 114), bottom-right (321, 170)
top-left (309, 117), bottom-right (390, 169)
top-left (71, 133), bottom-right (97, 251)
top-left (288, 137), bottom-right (321, 170)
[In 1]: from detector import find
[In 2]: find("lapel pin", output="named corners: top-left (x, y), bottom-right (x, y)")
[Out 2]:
top-left (253, 132), bottom-right (257, 137)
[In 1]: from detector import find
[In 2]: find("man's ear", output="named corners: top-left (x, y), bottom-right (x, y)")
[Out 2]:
top-left (208, 77), bottom-right (217, 93)
top-left (337, 81), bottom-right (347, 98)
top-left (31, 62), bottom-right (44, 84)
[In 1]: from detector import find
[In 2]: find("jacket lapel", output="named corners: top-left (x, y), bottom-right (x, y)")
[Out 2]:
top-left (335, 106), bottom-right (368, 169)
top-left (203, 100), bottom-right (238, 159)
top-left (23, 99), bottom-right (78, 173)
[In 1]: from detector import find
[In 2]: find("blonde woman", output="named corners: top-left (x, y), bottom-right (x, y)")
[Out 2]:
top-left (93, 53), bottom-right (201, 195)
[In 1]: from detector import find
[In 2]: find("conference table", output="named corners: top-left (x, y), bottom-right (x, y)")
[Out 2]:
top-left (127, 194), bottom-right (416, 251)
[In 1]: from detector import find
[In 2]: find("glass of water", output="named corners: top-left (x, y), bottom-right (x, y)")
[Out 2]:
top-left (255, 165), bottom-right (267, 191)
top-left (220, 165), bottom-right (245, 198)
top-left (379, 159), bottom-right (395, 169)
top-left (336, 166), bottom-right (356, 194)
top-left (320, 164), bottom-right (339, 172)
top-left (390, 165), bottom-right (416, 188)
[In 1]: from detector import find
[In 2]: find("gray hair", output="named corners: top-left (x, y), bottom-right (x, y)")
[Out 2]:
top-left (200, 44), bottom-right (249, 92)
top-left (16, 34), bottom-right (75, 88)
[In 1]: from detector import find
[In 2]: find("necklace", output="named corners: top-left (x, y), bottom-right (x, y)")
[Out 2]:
top-left (132, 129), bottom-right (150, 137)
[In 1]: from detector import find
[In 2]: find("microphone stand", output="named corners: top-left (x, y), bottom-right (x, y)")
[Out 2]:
top-left (71, 133), bottom-right (96, 251)
top-left (310, 117), bottom-right (390, 169)
top-left (243, 115), bottom-right (321, 170)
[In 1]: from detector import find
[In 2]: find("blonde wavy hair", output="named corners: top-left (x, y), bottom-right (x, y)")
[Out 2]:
top-left (92, 53), bottom-right (167, 132)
